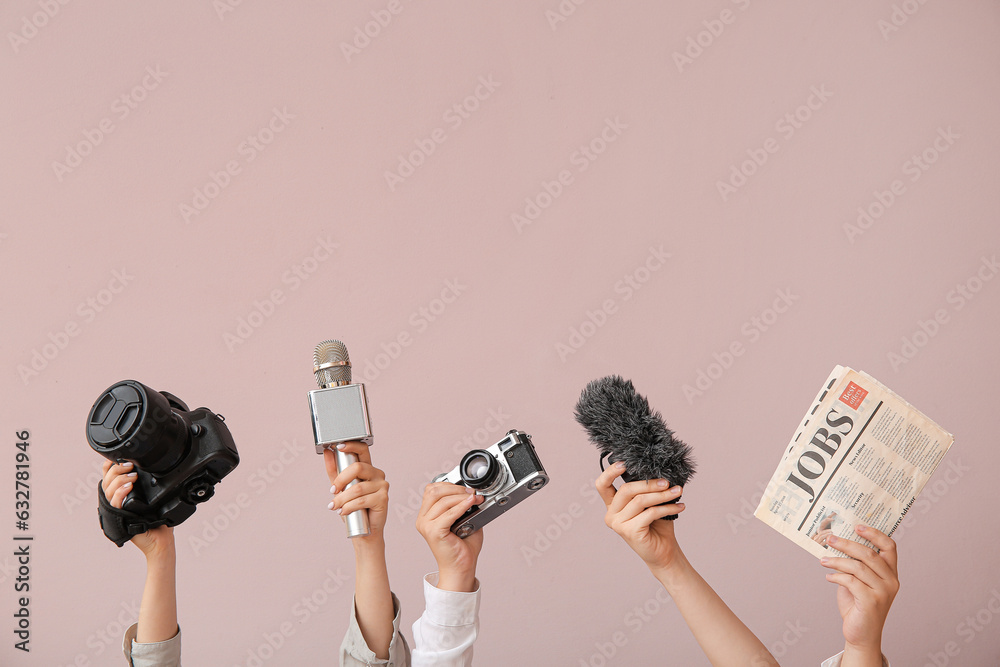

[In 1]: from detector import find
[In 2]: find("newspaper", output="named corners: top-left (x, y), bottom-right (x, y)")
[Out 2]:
top-left (754, 365), bottom-right (954, 559)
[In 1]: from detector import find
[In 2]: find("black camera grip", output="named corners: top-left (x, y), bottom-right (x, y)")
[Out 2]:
top-left (96, 480), bottom-right (165, 547)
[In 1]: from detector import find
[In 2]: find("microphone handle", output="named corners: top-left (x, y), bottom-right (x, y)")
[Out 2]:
top-left (335, 448), bottom-right (371, 538)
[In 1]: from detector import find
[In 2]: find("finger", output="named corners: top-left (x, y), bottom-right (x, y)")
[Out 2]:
top-left (612, 482), bottom-right (682, 521)
top-left (323, 448), bottom-right (339, 482)
top-left (825, 571), bottom-right (872, 603)
top-left (102, 459), bottom-right (113, 476)
top-left (619, 502), bottom-right (686, 530)
top-left (101, 461), bottom-right (134, 492)
top-left (419, 482), bottom-right (472, 515)
top-left (335, 489), bottom-right (389, 516)
top-left (103, 470), bottom-right (138, 501)
top-left (820, 555), bottom-right (881, 591)
top-left (427, 491), bottom-right (482, 521)
top-left (827, 535), bottom-right (894, 583)
top-left (465, 526), bottom-right (484, 552)
top-left (856, 524), bottom-right (898, 572)
top-left (610, 479), bottom-right (679, 514)
top-left (110, 480), bottom-right (134, 509)
top-left (330, 479), bottom-right (387, 510)
top-left (331, 461), bottom-right (384, 493)
top-left (333, 441), bottom-right (373, 465)
top-left (425, 492), bottom-right (482, 524)
top-left (595, 462), bottom-right (626, 507)
top-left (433, 492), bottom-right (482, 528)
top-left (322, 443), bottom-right (373, 483)
top-left (612, 503), bottom-right (684, 535)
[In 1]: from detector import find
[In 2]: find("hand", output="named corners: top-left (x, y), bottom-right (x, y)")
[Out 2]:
top-left (101, 460), bottom-right (174, 560)
top-left (595, 462), bottom-right (686, 574)
top-left (821, 525), bottom-right (899, 659)
top-left (415, 482), bottom-right (485, 592)
top-left (325, 441), bottom-right (389, 540)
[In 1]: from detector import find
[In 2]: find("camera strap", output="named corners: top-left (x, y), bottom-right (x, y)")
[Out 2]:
top-left (96, 481), bottom-right (164, 547)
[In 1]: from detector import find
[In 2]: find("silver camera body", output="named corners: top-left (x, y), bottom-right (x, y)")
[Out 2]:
top-left (433, 430), bottom-right (549, 538)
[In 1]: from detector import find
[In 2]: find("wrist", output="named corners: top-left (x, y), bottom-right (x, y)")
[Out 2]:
top-left (842, 639), bottom-right (884, 667)
top-left (352, 534), bottom-right (387, 565)
top-left (647, 548), bottom-right (695, 595)
top-left (436, 566), bottom-right (477, 593)
top-left (144, 552), bottom-right (176, 584)
top-left (352, 533), bottom-right (386, 550)
top-left (144, 544), bottom-right (176, 570)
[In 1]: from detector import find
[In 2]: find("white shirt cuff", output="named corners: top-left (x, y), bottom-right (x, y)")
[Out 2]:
top-left (422, 572), bottom-right (481, 626)
top-left (821, 650), bottom-right (890, 667)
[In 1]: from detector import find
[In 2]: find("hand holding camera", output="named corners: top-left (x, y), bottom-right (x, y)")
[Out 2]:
top-left (101, 460), bottom-right (176, 560)
top-left (432, 430), bottom-right (548, 538)
top-left (87, 380), bottom-right (239, 546)
top-left (416, 483), bottom-right (485, 593)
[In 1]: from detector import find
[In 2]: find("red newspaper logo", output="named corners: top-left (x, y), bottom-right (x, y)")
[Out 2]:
top-left (839, 381), bottom-right (868, 410)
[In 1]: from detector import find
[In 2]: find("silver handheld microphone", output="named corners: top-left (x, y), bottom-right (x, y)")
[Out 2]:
top-left (308, 340), bottom-right (373, 538)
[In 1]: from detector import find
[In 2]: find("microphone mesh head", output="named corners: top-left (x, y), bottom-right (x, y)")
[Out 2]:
top-left (314, 340), bottom-right (352, 387)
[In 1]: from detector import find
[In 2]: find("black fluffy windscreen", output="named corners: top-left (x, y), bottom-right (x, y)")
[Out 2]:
top-left (574, 375), bottom-right (695, 488)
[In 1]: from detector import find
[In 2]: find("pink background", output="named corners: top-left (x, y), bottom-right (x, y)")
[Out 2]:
top-left (3, 1), bottom-right (999, 665)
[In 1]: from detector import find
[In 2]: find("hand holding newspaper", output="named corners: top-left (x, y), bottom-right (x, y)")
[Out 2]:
top-left (754, 365), bottom-right (954, 558)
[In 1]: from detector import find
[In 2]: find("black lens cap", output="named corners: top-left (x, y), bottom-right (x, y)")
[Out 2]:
top-left (87, 381), bottom-right (148, 450)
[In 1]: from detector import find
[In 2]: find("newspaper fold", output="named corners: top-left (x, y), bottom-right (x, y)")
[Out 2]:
top-left (754, 365), bottom-right (954, 558)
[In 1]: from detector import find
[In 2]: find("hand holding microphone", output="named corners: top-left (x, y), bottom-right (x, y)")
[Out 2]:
top-left (595, 462), bottom-right (686, 572)
top-left (326, 441), bottom-right (389, 539)
top-left (575, 375), bottom-right (695, 519)
top-left (308, 340), bottom-right (374, 538)
top-left (577, 378), bottom-right (791, 666)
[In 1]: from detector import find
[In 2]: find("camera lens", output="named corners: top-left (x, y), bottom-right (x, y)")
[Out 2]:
top-left (466, 457), bottom-right (491, 480)
top-left (459, 450), bottom-right (503, 492)
top-left (87, 380), bottom-right (189, 474)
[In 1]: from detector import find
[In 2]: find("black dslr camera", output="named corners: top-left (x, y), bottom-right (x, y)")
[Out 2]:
top-left (87, 380), bottom-right (239, 545)
top-left (433, 430), bottom-right (549, 538)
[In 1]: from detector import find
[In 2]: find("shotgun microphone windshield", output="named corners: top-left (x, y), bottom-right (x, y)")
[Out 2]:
top-left (574, 375), bottom-right (695, 520)
top-left (308, 340), bottom-right (373, 538)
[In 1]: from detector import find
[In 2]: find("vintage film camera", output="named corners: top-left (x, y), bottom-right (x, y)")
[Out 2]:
top-left (87, 380), bottom-right (239, 533)
top-left (433, 430), bottom-right (549, 538)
